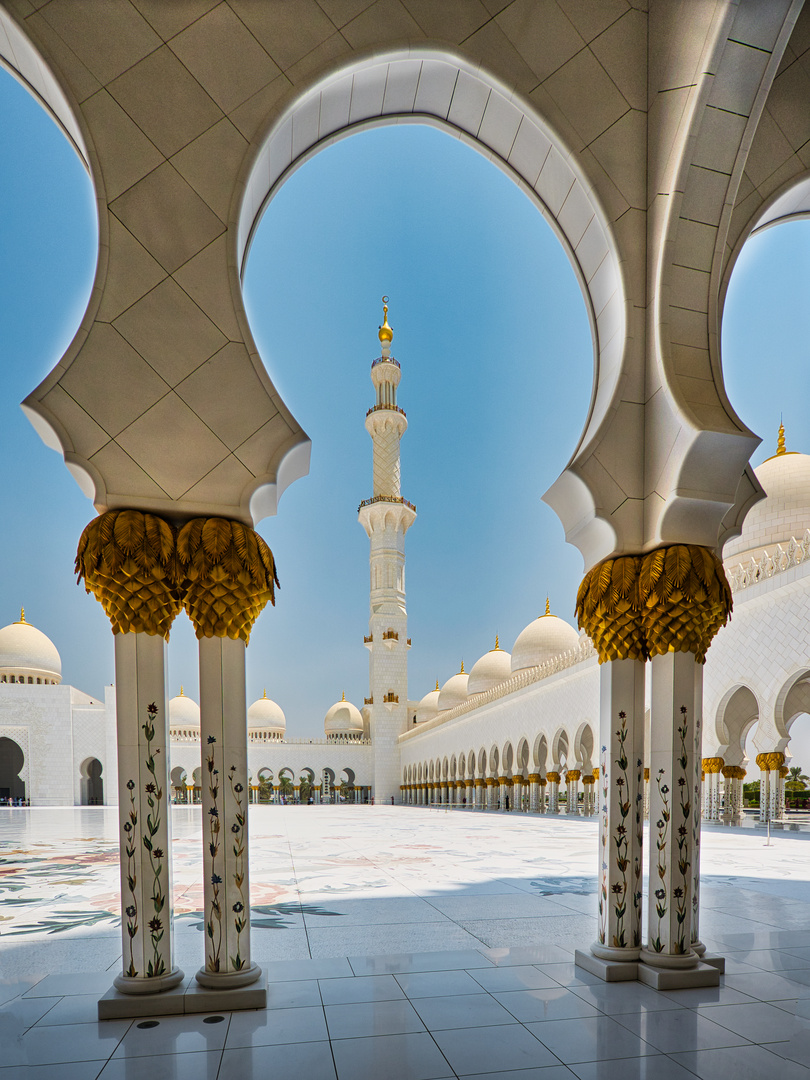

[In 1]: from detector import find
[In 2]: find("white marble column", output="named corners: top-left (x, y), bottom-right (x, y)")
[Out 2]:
top-left (585, 658), bottom-right (645, 969)
top-left (113, 632), bottom-right (183, 994)
top-left (547, 774), bottom-right (560, 813)
top-left (640, 651), bottom-right (700, 974)
top-left (197, 636), bottom-right (260, 989)
top-left (539, 778), bottom-right (547, 813)
top-left (528, 775), bottom-right (540, 812)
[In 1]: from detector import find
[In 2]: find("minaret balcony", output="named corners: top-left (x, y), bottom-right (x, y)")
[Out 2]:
top-left (383, 692), bottom-right (399, 711)
top-left (372, 356), bottom-right (400, 370)
top-left (358, 494), bottom-right (416, 512)
top-left (363, 634), bottom-right (373, 650)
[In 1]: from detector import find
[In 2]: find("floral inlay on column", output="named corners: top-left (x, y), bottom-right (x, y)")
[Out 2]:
top-left (123, 779), bottom-right (138, 977)
top-left (142, 702), bottom-right (167, 977)
top-left (650, 768), bottom-right (670, 954)
top-left (204, 735), bottom-right (222, 971)
top-left (228, 765), bottom-right (248, 970)
top-left (674, 706), bottom-right (691, 954)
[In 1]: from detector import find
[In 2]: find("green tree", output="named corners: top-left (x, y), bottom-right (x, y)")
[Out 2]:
top-left (788, 766), bottom-right (808, 788)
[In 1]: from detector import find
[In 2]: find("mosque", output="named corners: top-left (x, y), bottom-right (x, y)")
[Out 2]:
top-left (2, 309), bottom-right (808, 825)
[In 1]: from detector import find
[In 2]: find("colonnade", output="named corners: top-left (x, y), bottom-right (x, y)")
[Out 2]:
top-left (399, 769), bottom-right (601, 815)
top-left (76, 510), bottom-right (278, 1006)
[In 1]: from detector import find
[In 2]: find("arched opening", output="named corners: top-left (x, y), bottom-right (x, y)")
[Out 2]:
top-left (171, 766), bottom-right (188, 805)
top-left (0, 737), bottom-right (25, 803)
top-left (79, 757), bottom-right (103, 806)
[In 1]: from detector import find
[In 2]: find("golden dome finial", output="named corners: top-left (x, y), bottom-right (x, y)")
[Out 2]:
top-left (180, 685), bottom-right (184, 696)
top-left (460, 659), bottom-right (465, 674)
top-left (435, 679), bottom-right (439, 691)
top-left (341, 690), bottom-right (346, 701)
top-left (263, 688), bottom-right (267, 699)
top-left (777, 418), bottom-right (786, 456)
top-left (378, 295), bottom-right (393, 344)
top-left (18, 607), bottom-right (25, 624)
top-left (544, 597), bottom-right (551, 617)
top-left (494, 634), bottom-right (500, 650)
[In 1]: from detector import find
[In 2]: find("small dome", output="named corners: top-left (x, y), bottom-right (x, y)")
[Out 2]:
top-left (0, 610), bottom-right (61, 683)
top-left (468, 638), bottom-right (513, 695)
top-left (724, 432), bottom-right (810, 566)
top-left (324, 695), bottom-right (364, 735)
top-left (511, 602), bottom-right (580, 673)
top-left (248, 690), bottom-right (286, 733)
top-left (416, 683), bottom-right (442, 723)
top-left (169, 688), bottom-right (200, 728)
top-left (438, 665), bottom-right (469, 711)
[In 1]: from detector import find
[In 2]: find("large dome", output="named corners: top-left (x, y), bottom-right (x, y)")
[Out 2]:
top-left (416, 683), bottom-right (442, 723)
top-left (0, 611), bottom-right (61, 684)
top-left (438, 666), bottom-right (469, 711)
top-left (324, 695), bottom-right (364, 736)
top-left (724, 440), bottom-right (810, 566)
top-left (467, 640), bottom-right (512, 695)
top-left (511, 604), bottom-right (579, 673)
top-left (169, 689), bottom-right (200, 728)
top-left (248, 691), bottom-right (286, 734)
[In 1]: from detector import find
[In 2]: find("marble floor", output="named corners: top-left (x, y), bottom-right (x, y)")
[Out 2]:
top-left (1, 804), bottom-right (809, 1078)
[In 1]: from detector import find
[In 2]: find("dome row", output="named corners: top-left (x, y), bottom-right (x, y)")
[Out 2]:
top-left (0, 610), bottom-right (62, 684)
top-left (416, 608), bottom-right (581, 723)
top-left (168, 689), bottom-right (286, 734)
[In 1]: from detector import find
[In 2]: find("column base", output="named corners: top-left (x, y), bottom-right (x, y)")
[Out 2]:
top-left (99, 970), bottom-right (267, 1020)
top-left (637, 960), bottom-right (719, 990)
top-left (639, 947), bottom-right (699, 970)
top-left (113, 968), bottom-right (184, 996)
top-left (196, 961), bottom-right (262, 990)
top-left (575, 947), bottom-right (639, 982)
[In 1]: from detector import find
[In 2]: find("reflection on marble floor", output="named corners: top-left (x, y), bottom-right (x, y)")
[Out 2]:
top-left (2, 806), bottom-right (810, 1077)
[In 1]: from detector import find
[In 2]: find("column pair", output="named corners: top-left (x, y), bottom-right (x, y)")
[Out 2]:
top-left (77, 511), bottom-right (278, 1000)
top-left (574, 545), bottom-right (732, 987)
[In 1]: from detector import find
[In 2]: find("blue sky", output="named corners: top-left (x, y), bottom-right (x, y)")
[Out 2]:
top-left (2, 66), bottom-right (810, 765)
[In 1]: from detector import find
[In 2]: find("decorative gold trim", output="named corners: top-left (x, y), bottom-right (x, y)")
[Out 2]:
top-left (756, 751), bottom-right (786, 770)
top-left (546, 771), bottom-right (561, 783)
top-left (721, 765), bottom-right (746, 779)
top-left (576, 544), bottom-right (732, 663)
top-left (177, 517), bottom-right (279, 643)
top-left (702, 757), bottom-right (724, 774)
top-left (75, 510), bottom-right (182, 639)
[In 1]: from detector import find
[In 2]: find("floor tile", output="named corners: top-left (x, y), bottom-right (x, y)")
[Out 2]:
top-left (725, 972), bottom-right (810, 1001)
top-left (23, 974), bottom-right (117, 999)
top-left (495, 987), bottom-right (602, 1023)
top-left (0, 1064), bottom-right (107, 1079)
top-left (325, 998), bottom-right (425, 1038)
top-left (458, 1070), bottom-right (577, 1080)
top-left (526, 1016), bottom-right (656, 1064)
top-left (567, 1054), bottom-right (699, 1079)
top-left (410, 992), bottom-right (518, 1031)
top-left (0, 977), bottom-right (47, 1007)
top-left (659, 985), bottom-right (757, 1007)
top-left (615, 1008), bottom-right (751, 1053)
top-left (541, 963), bottom-right (603, 987)
top-left (112, 1014), bottom-right (226, 1058)
top-left (0, 995), bottom-right (60, 1030)
top-left (348, 950), bottom-right (494, 976)
top-left (761, 1031), bottom-right (810, 1066)
top-left (670, 1042), bottom-right (810, 1080)
top-left (432, 1022), bottom-right (562, 1074)
top-left (321, 973), bottom-right (405, 1004)
top-left (469, 965), bottom-right (561, 993)
top-left (263, 957), bottom-right (353, 982)
top-left (395, 969), bottom-right (486, 998)
top-left (265, 978), bottom-right (322, 1009)
top-left (97, 1049), bottom-right (221, 1079)
top-left (730, 950), bottom-right (810, 972)
top-left (567, 981), bottom-right (684, 1015)
top-left (698, 1000), bottom-right (809, 1042)
top-left (32, 995), bottom-right (107, 1026)
top-left (479, 943), bottom-right (581, 966)
top-left (21, 1020), bottom-right (131, 1065)
top-left (331, 1030), bottom-right (453, 1080)
top-left (219, 1040), bottom-right (336, 1080)
top-left (225, 1004), bottom-right (327, 1047)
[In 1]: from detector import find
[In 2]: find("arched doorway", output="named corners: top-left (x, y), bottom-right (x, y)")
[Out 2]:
top-left (0, 737), bottom-right (25, 803)
top-left (79, 757), bottom-right (103, 805)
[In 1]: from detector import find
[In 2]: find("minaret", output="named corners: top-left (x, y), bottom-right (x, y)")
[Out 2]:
top-left (358, 298), bottom-right (416, 803)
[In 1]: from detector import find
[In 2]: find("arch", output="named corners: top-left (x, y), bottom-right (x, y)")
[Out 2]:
top-left (551, 728), bottom-right (569, 768)
top-left (775, 669), bottom-right (810, 746)
top-left (79, 756), bottom-right (103, 806)
top-left (171, 766), bottom-right (188, 804)
top-left (574, 722), bottom-right (595, 772)
top-left (237, 48), bottom-right (631, 562)
top-left (501, 742), bottom-right (514, 775)
top-left (515, 738), bottom-right (530, 778)
top-left (488, 745), bottom-right (499, 777)
top-left (715, 684), bottom-right (760, 764)
top-left (533, 734), bottom-right (549, 773)
top-left (0, 738), bottom-right (25, 802)
top-left (477, 747), bottom-right (487, 776)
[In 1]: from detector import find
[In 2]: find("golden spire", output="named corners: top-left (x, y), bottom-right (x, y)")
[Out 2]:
top-left (460, 659), bottom-right (465, 674)
top-left (263, 688), bottom-right (267, 699)
top-left (544, 597), bottom-right (551, 616)
top-left (777, 419), bottom-right (786, 456)
top-left (435, 679), bottom-right (440, 691)
top-left (341, 690), bottom-right (346, 701)
top-left (180, 685), bottom-right (184, 696)
top-left (494, 634), bottom-right (500, 650)
top-left (378, 295), bottom-right (393, 344)
top-left (18, 607), bottom-right (25, 624)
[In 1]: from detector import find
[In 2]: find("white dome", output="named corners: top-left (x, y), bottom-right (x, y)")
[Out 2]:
top-left (467, 641), bottom-right (513, 695)
top-left (438, 668), bottom-right (469, 711)
top-left (511, 607), bottom-right (580, 672)
top-left (248, 691), bottom-right (286, 733)
top-left (324, 697), bottom-right (364, 734)
top-left (724, 446), bottom-right (810, 566)
top-left (169, 689), bottom-right (200, 728)
top-left (0, 612), bottom-right (61, 683)
top-left (416, 686), bottom-right (442, 723)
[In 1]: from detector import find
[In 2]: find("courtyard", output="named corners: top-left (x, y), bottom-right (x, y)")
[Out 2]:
top-left (1, 805), bottom-right (810, 1078)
